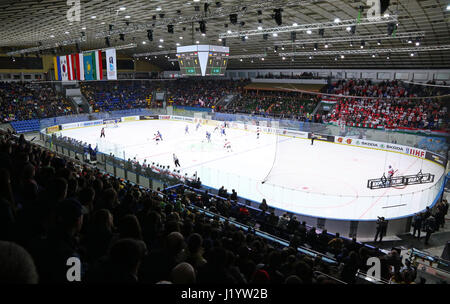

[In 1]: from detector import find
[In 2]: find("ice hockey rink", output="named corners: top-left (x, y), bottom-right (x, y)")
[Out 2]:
top-left (57, 119), bottom-right (446, 221)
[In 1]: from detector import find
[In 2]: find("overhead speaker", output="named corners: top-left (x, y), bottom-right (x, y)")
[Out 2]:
top-left (199, 21), bottom-right (206, 34)
top-left (273, 8), bottom-right (282, 26)
top-left (387, 22), bottom-right (396, 36)
top-left (380, 0), bottom-right (390, 15)
top-left (222, 38), bottom-right (226, 46)
top-left (290, 31), bottom-right (296, 42)
top-left (168, 24), bottom-right (174, 33)
top-left (147, 29), bottom-right (153, 41)
top-left (229, 14), bottom-right (238, 25)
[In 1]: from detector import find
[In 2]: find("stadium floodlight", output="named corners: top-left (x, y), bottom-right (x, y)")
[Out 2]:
top-left (278, 44), bottom-right (450, 57)
top-left (273, 31), bottom-right (426, 47)
top-left (219, 14), bottom-right (398, 38)
top-left (228, 53), bottom-right (266, 59)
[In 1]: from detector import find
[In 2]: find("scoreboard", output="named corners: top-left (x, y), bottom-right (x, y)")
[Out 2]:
top-left (177, 52), bottom-right (202, 76)
top-left (206, 51), bottom-right (228, 76)
top-left (177, 45), bottom-right (229, 76)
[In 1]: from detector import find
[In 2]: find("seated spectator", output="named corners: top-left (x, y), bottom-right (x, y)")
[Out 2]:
top-left (171, 262), bottom-right (196, 284)
top-left (0, 241), bottom-right (39, 283)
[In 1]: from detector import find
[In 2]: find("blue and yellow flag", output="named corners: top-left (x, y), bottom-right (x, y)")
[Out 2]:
top-left (83, 52), bottom-right (94, 80)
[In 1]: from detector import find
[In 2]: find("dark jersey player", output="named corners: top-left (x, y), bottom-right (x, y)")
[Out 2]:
top-left (311, 133), bottom-right (317, 145)
top-left (100, 127), bottom-right (105, 138)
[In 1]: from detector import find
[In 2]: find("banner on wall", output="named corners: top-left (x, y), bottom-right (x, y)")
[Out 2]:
top-left (105, 48), bottom-right (117, 80)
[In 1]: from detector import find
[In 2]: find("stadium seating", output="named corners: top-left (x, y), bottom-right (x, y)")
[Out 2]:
top-left (10, 119), bottom-right (41, 133)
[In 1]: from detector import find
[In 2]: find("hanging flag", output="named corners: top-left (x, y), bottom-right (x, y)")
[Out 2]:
top-left (94, 50), bottom-right (103, 80)
top-left (83, 52), bottom-right (94, 80)
top-left (76, 53), bottom-right (85, 81)
top-left (66, 54), bottom-right (74, 80)
top-left (59, 56), bottom-right (69, 81)
top-left (105, 48), bottom-right (117, 80)
top-left (54, 56), bottom-right (61, 80)
top-left (70, 54), bottom-right (76, 80)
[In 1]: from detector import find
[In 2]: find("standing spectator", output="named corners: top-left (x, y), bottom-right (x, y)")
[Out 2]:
top-left (278, 213), bottom-right (290, 230)
top-left (328, 232), bottom-right (344, 257)
top-left (259, 199), bottom-right (269, 212)
top-left (230, 189), bottom-right (238, 202)
top-left (412, 213), bottom-right (423, 239)
top-left (424, 215), bottom-right (436, 245)
top-left (374, 217), bottom-right (388, 242)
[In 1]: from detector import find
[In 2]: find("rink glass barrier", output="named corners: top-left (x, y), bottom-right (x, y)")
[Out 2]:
top-left (193, 165), bottom-right (447, 221)
top-left (41, 133), bottom-right (185, 192)
top-left (39, 109), bottom-right (448, 220)
top-left (36, 107), bottom-right (448, 157)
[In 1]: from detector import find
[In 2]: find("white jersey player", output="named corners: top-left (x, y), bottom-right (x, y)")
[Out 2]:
top-left (185, 125), bottom-right (189, 134)
top-left (387, 165), bottom-right (397, 178)
top-left (196, 121), bottom-right (201, 131)
top-left (224, 138), bottom-right (232, 152)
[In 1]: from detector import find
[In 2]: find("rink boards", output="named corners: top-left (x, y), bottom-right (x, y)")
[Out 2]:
top-left (43, 114), bottom-right (448, 238)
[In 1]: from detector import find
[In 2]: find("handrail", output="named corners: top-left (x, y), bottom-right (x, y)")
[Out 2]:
top-left (355, 270), bottom-right (391, 284)
top-left (313, 271), bottom-right (347, 284)
top-left (185, 199), bottom-right (338, 265)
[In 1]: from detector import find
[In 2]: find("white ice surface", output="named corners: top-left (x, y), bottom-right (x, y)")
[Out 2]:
top-left (59, 120), bottom-right (445, 221)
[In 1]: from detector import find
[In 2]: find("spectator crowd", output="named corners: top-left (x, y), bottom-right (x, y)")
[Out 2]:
top-left (0, 82), bottom-right (76, 123)
top-left (0, 79), bottom-right (448, 132)
top-left (2, 128), bottom-right (447, 284)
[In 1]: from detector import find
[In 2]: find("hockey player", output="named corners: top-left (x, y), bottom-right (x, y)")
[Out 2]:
top-left (214, 124), bottom-right (219, 133)
top-left (387, 165), bottom-right (397, 186)
top-left (196, 121), bottom-right (201, 131)
top-left (185, 125), bottom-right (189, 134)
top-left (387, 165), bottom-right (397, 179)
top-left (206, 131), bottom-right (211, 143)
top-left (257, 127), bottom-right (260, 139)
top-left (153, 133), bottom-right (161, 145)
top-left (173, 153), bottom-right (180, 167)
top-left (311, 132), bottom-right (316, 145)
top-left (224, 138), bottom-right (232, 152)
top-left (221, 124), bottom-right (226, 136)
top-left (100, 127), bottom-right (105, 138)
top-left (157, 130), bottom-right (163, 141)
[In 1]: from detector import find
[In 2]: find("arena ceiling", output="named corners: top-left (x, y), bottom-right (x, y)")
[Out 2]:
top-left (1, 0), bottom-right (450, 70)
